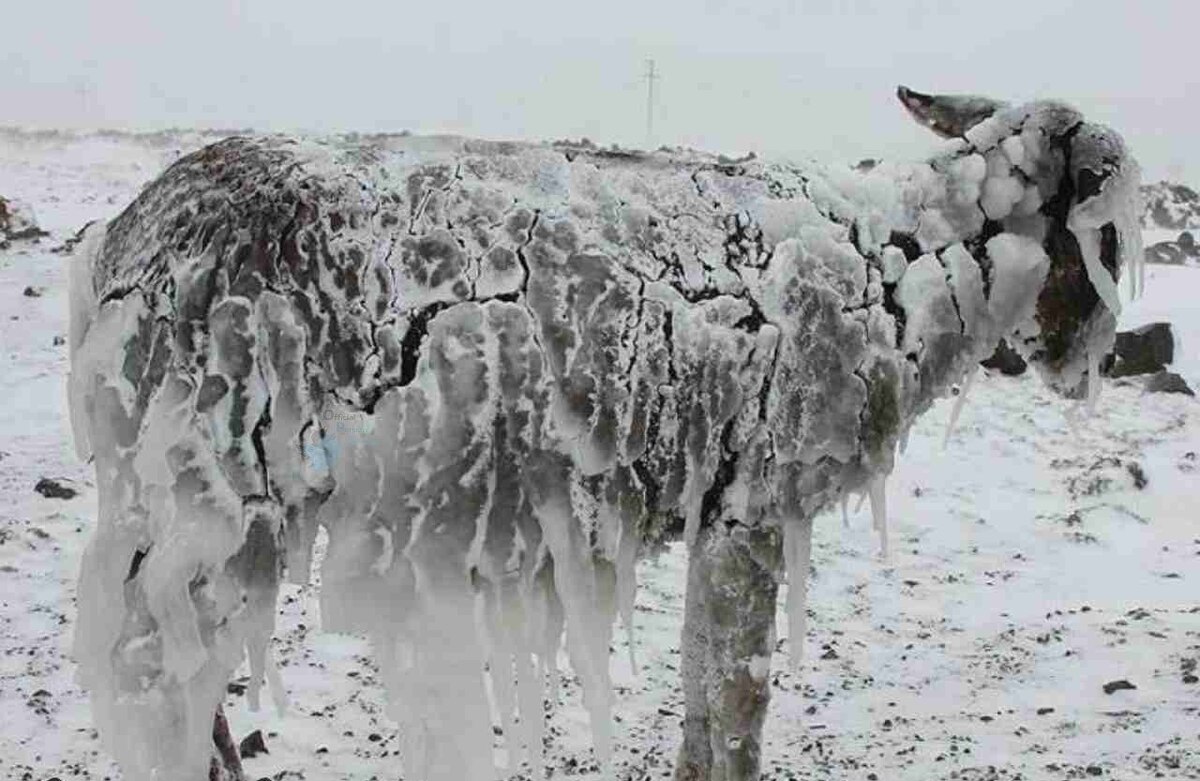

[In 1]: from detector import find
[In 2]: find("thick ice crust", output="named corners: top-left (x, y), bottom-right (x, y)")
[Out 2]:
top-left (69, 102), bottom-right (1141, 780)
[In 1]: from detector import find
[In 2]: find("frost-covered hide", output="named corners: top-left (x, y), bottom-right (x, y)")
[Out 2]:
top-left (68, 93), bottom-right (1142, 781)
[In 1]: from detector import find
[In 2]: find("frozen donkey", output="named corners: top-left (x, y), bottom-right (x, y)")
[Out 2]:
top-left (68, 87), bottom-right (1141, 781)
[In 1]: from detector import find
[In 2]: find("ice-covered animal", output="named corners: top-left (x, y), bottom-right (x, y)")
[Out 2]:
top-left (67, 86), bottom-right (1142, 781)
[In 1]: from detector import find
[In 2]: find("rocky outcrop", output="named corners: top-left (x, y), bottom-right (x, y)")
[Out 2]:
top-left (1144, 230), bottom-right (1200, 266)
top-left (1141, 181), bottom-right (1200, 231)
top-left (981, 339), bottom-right (1028, 376)
top-left (1144, 371), bottom-right (1194, 396)
top-left (1104, 322), bottom-right (1175, 378)
top-left (0, 196), bottom-right (49, 248)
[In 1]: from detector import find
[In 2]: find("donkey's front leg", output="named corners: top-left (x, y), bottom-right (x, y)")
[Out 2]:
top-left (675, 521), bottom-right (781, 781)
top-left (209, 705), bottom-right (246, 781)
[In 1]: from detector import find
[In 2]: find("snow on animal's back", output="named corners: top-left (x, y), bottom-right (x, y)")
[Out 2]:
top-left (79, 132), bottom-right (899, 509)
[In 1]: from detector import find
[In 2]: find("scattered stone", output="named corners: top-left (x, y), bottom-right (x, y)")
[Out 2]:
top-left (820, 647), bottom-right (839, 660)
top-left (0, 195), bottom-right (49, 243)
top-left (34, 477), bottom-right (78, 500)
top-left (53, 334), bottom-right (66, 346)
top-left (1183, 674), bottom-right (1198, 685)
top-left (981, 339), bottom-right (1028, 376)
top-left (1179, 230), bottom-right (1197, 256)
top-left (239, 729), bottom-right (268, 759)
top-left (226, 680), bottom-right (247, 696)
top-left (1144, 241), bottom-right (1185, 265)
top-left (1102, 679), bottom-right (1136, 695)
top-left (1144, 371), bottom-right (1194, 396)
top-left (22, 286), bottom-right (42, 298)
top-left (1105, 323), bottom-right (1174, 378)
top-left (1086, 765), bottom-right (1103, 776)
top-left (1036, 707), bottom-right (1055, 715)
top-left (27, 689), bottom-right (52, 715)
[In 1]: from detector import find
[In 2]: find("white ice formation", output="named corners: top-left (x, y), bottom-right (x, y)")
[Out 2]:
top-left (68, 94), bottom-right (1143, 781)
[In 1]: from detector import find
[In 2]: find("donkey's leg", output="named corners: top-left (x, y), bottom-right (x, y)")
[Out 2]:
top-left (209, 706), bottom-right (246, 781)
top-left (675, 522), bottom-right (781, 781)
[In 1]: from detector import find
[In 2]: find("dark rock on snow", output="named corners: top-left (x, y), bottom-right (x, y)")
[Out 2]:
top-left (1143, 231), bottom-right (1199, 266)
top-left (1144, 241), bottom-right (1185, 265)
top-left (1102, 679), bottom-right (1137, 694)
top-left (981, 339), bottom-right (1028, 375)
top-left (1179, 230), bottom-right (1197, 255)
top-left (34, 477), bottom-right (78, 500)
top-left (239, 729), bottom-right (268, 759)
top-left (1144, 371), bottom-right (1194, 396)
top-left (1104, 323), bottom-right (1174, 378)
top-left (0, 195), bottom-right (49, 246)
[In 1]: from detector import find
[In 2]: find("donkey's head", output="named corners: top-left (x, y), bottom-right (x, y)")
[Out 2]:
top-left (899, 86), bottom-right (1143, 400)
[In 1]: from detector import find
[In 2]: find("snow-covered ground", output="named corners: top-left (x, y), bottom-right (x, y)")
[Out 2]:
top-left (0, 134), bottom-right (1196, 781)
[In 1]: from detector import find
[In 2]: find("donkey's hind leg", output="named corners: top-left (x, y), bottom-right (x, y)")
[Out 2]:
top-left (675, 521), bottom-right (781, 781)
top-left (209, 706), bottom-right (245, 781)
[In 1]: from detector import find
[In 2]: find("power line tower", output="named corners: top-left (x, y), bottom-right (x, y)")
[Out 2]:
top-left (644, 59), bottom-right (657, 150)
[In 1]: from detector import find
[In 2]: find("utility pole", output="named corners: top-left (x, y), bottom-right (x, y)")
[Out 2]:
top-left (645, 59), bottom-right (656, 150)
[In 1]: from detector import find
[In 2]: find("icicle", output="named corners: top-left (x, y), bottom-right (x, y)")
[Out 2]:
top-left (246, 641), bottom-right (266, 712)
top-left (481, 585), bottom-right (521, 774)
top-left (840, 492), bottom-right (851, 529)
top-left (1113, 185), bottom-right (1145, 301)
top-left (1070, 223), bottom-right (1123, 318)
top-left (513, 641), bottom-right (545, 780)
top-left (1137, 235), bottom-right (1146, 299)
top-left (614, 525), bottom-right (640, 676)
top-left (263, 647), bottom-right (287, 716)
top-left (1125, 219), bottom-right (1139, 301)
top-left (530, 486), bottom-right (614, 770)
top-left (782, 517), bottom-right (814, 668)
top-left (868, 475), bottom-right (890, 559)
top-left (854, 492), bottom-right (868, 514)
top-left (942, 368), bottom-right (978, 448)
top-left (683, 505), bottom-right (701, 552)
top-left (1086, 347), bottom-right (1102, 414)
top-left (593, 557), bottom-right (620, 676)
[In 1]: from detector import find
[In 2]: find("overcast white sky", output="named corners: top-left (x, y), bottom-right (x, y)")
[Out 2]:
top-left (2, 0), bottom-right (1196, 181)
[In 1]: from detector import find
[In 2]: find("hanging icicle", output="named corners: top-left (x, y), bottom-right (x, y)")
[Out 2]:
top-left (942, 368), bottom-right (979, 448)
top-left (868, 476), bottom-right (890, 559)
top-left (782, 518), bottom-right (814, 668)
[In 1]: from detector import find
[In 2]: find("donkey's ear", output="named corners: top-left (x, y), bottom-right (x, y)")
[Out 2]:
top-left (896, 86), bottom-right (1008, 139)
